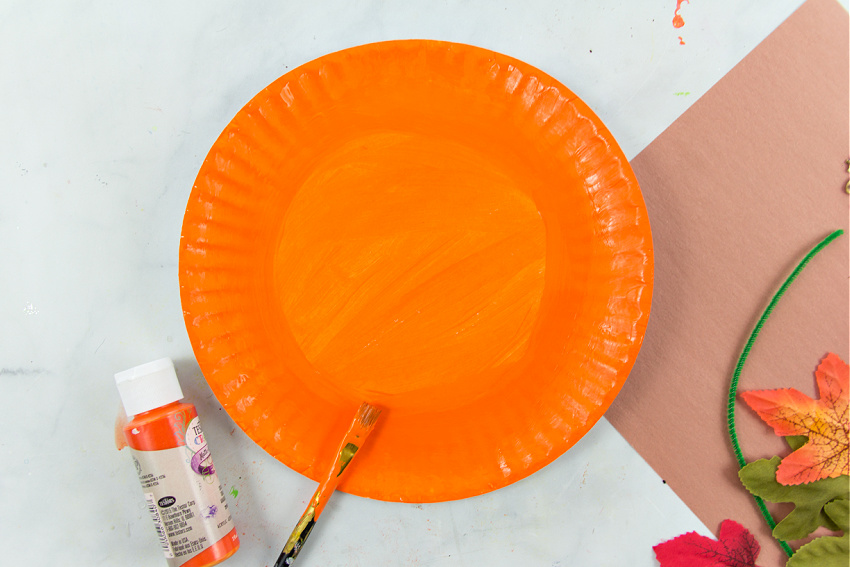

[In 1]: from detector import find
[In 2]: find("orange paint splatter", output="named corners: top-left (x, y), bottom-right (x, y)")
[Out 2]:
top-left (679, 36), bottom-right (686, 45)
top-left (673, 0), bottom-right (689, 28)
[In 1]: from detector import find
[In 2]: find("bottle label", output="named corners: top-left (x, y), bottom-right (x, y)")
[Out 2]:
top-left (131, 416), bottom-right (235, 566)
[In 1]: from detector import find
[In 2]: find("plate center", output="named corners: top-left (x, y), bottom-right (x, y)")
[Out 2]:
top-left (272, 131), bottom-right (547, 409)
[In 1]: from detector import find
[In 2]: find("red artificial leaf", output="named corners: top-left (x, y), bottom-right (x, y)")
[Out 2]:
top-left (741, 352), bottom-right (849, 485)
top-left (653, 520), bottom-right (762, 567)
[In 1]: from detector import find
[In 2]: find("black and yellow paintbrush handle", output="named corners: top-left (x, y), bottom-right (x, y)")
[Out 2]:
top-left (274, 490), bottom-right (322, 567)
top-left (273, 432), bottom-right (368, 565)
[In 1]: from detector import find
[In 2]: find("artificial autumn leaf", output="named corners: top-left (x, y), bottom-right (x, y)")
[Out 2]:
top-left (738, 457), bottom-right (847, 540)
top-left (653, 520), bottom-right (762, 567)
top-left (741, 352), bottom-right (849, 485)
top-left (824, 498), bottom-right (849, 531)
top-left (787, 534), bottom-right (850, 567)
top-left (786, 502), bottom-right (849, 567)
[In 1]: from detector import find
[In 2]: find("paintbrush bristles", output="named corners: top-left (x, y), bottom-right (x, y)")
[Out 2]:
top-left (356, 402), bottom-right (381, 429)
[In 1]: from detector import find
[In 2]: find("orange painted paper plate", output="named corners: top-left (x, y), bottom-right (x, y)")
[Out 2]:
top-left (180, 40), bottom-right (653, 503)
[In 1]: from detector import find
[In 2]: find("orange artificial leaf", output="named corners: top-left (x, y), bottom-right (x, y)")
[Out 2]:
top-left (741, 353), bottom-right (849, 485)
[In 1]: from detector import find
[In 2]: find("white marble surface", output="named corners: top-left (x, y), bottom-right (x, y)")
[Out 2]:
top-left (2, 0), bottom-right (840, 565)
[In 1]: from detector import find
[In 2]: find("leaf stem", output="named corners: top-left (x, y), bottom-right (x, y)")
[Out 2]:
top-left (727, 229), bottom-right (844, 558)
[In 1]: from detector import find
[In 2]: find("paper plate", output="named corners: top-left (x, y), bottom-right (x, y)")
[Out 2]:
top-left (179, 40), bottom-right (653, 503)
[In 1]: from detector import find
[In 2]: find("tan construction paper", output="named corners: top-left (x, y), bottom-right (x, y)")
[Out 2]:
top-left (606, 0), bottom-right (850, 564)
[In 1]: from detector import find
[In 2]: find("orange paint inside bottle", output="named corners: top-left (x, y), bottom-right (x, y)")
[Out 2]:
top-left (117, 359), bottom-right (239, 567)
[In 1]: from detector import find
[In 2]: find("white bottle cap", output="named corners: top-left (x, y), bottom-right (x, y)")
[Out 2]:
top-left (115, 357), bottom-right (184, 416)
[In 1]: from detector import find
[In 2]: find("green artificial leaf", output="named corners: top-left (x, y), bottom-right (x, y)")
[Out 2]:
top-left (739, 457), bottom-right (848, 540)
top-left (785, 436), bottom-right (808, 451)
top-left (785, 533), bottom-right (849, 567)
top-left (786, 496), bottom-right (849, 567)
top-left (824, 498), bottom-right (849, 532)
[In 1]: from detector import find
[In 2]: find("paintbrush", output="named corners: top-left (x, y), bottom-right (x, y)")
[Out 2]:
top-left (273, 402), bottom-right (382, 566)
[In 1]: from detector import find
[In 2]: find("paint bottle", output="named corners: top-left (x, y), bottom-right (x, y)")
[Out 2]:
top-left (116, 358), bottom-right (239, 567)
